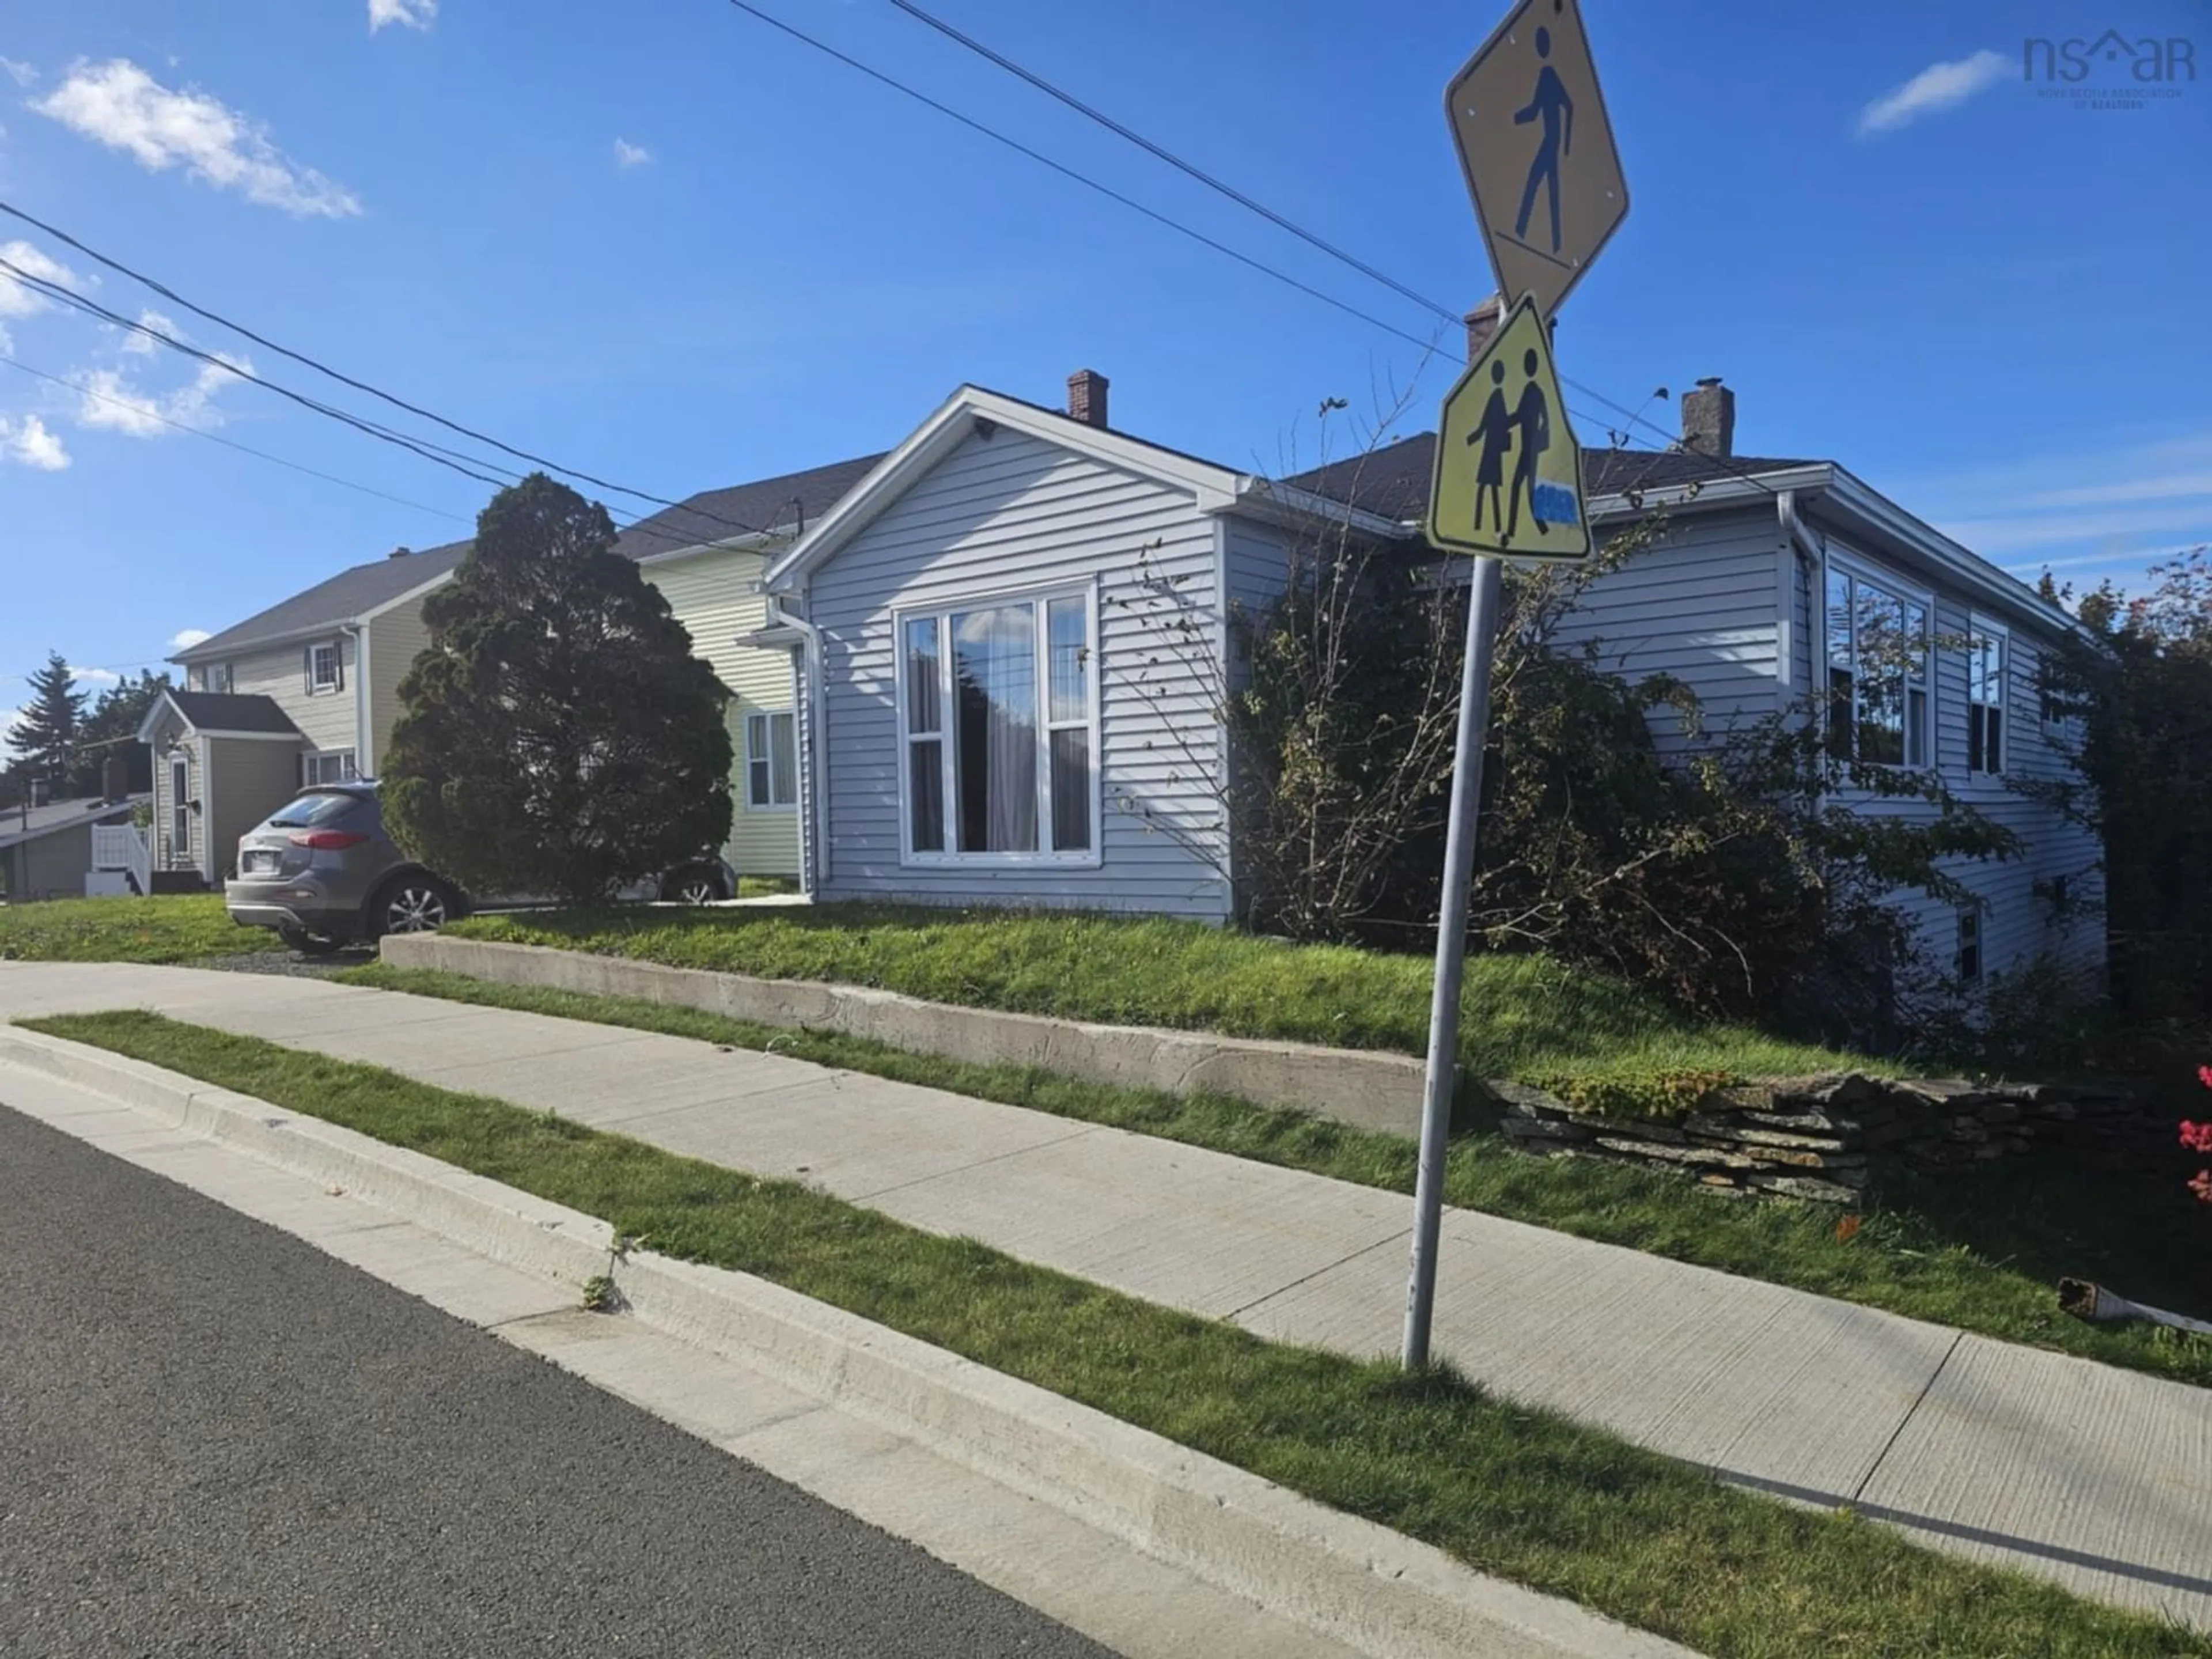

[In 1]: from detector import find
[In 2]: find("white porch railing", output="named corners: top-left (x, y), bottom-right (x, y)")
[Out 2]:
top-left (91, 822), bottom-right (152, 896)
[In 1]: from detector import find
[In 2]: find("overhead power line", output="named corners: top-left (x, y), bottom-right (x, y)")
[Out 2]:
top-left (0, 199), bottom-right (778, 540)
top-left (859, 0), bottom-right (1784, 502)
top-left (1, 354), bottom-right (475, 524)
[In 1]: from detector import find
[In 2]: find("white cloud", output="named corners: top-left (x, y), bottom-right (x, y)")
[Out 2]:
top-left (613, 138), bottom-right (652, 168)
top-left (0, 413), bottom-right (70, 470)
top-left (0, 58), bottom-right (36, 88)
top-left (369, 0), bottom-right (438, 31)
top-left (32, 59), bottom-right (363, 218)
top-left (122, 307), bottom-right (179, 355)
top-left (67, 665), bottom-right (121, 685)
top-left (0, 237), bottom-right (86, 319)
top-left (1856, 49), bottom-right (2010, 137)
top-left (168, 628), bottom-right (213, 651)
top-left (75, 351), bottom-right (255, 439)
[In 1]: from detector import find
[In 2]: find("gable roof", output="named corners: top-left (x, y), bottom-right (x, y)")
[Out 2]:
top-left (612, 455), bottom-right (888, 563)
top-left (138, 690), bottom-right (305, 744)
top-left (177, 540), bottom-right (472, 662)
top-left (1285, 434), bottom-right (1820, 522)
top-left (764, 385), bottom-right (1411, 592)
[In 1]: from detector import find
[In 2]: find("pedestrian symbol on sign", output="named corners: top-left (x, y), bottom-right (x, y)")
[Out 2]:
top-left (1427, 296), bottom-right (1588, 561)
top-left (1446, 0), bottom-right (1628, 318)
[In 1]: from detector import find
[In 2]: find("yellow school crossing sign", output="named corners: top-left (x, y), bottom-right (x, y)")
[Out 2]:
top-left (1425, 294), bottom-right (1590, 560)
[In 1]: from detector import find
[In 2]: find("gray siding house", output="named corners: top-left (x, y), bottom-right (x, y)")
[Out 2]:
top-left (760, 368), bottom-right (2102, 991)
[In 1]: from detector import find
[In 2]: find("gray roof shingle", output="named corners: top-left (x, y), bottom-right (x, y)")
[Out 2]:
top-left (164, 691), bottom-right (304, 736)
top-left (610, 454), bottom-right (887, 562)
top-left (1286, 434), bottom-right (1819, 523)
top-left (178, 540), bottom-right (472, 661)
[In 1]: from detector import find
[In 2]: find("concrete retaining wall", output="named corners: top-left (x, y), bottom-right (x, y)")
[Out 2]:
top-left (381, 934), bottom-right (1429, 1135)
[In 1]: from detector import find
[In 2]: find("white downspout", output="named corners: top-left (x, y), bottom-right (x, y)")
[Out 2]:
top-left (346, 622), bottom-right (373, 776)
top-left (1775, 489), bottom-right (1823, 704)
top-left (767, 594), bottom-right (825, 901)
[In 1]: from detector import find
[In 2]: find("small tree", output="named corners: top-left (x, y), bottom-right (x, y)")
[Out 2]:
top-left (381, 474), bottom-right (734, 903)
top-left (6, 651), bottom-right (85, 794)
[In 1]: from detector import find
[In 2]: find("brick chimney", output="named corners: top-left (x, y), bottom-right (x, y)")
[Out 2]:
top-left (1680, 377), bottom-right (1736, 458)
top-left (1463, 297), bottom-right (1505, 364)
top-left (1066, 369), bottom-right (1109, 429)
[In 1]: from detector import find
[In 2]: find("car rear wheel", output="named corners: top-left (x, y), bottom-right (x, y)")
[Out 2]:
top-left (277, 926), bottom-right (343, 956)
top-left (369, 874), bottom-right (456, 939)
top-left (660, 865), bottom-right (728, 905)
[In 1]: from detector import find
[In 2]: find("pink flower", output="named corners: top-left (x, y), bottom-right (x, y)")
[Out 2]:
top-left (2199, 1065), bottom-right (2212, 1092)
top-left (2191, 1169), bottom-right (2212, 1205)
top-left (2185, 1121), bottom-right (2212, 1154)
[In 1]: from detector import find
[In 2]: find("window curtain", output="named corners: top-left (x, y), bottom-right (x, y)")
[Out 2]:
top-left (953, 605), bottom-right (1036, 853)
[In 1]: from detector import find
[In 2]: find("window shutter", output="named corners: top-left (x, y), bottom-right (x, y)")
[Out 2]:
top-left (304, 646), bottom-right (314, 695)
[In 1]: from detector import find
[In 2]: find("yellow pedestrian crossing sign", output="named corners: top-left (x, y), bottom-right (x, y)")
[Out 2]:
top-left (1425, 295), bottom-right (1590, 560)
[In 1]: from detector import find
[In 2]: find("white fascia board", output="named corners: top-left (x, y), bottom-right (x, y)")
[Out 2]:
top-left (136, 692), bottom-right (185, 747)
top-left (1585, 463), bottom-right (1836, 521)
top-left (357, 567), bottom-right (457, 624)
top-left (1812, 467), bottom-right (2088, 641)
top-left (1222, 481), bottom-right (1415, 541)
top-left (764, 387), bottom-right (1248, 593)
top-left (635, 529), bottom-right (786, 569)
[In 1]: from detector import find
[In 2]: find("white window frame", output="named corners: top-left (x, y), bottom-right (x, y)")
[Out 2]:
top-left (300, 749), bottom-right (358, 788)
top-left (169, 753), bottom-right (191, 859)
top-left (744, 710), bottom-right (798, 811)
top-left (1956, 907), bottom-right (1983, 984)
top-left (308, 639), bottom-right (344, 696)
top-left (1965, 614), bottom-right (2009, 779)
top-left (209, 662), bottom-right (233, 695)
top-left (1823, 548), bottom-right (1933, 771)
top-left (893, 579), bottom-right (1103, 869)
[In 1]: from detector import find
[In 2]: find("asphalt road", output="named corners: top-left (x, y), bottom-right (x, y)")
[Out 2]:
top-left (0, 1102), bottom-right (1115, 1658)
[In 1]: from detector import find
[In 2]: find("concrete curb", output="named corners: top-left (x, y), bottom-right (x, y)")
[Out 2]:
top-left (0, 1025), bottom-right (1693, 1659)
top-left (380, 934), bottom-right (1430, 1136)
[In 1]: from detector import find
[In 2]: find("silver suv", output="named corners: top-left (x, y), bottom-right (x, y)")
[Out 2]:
top-left (228, 782), bottom-right (738, 953)
top-left (228, 783), bottom-right (463, 954)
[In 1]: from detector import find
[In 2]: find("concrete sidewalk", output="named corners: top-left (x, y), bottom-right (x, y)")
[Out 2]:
top-left (6, 961), bottom-right (2208, 1628)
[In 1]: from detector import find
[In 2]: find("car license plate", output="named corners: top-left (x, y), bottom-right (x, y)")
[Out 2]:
top-left (242, 849), bottom-right (279, 876)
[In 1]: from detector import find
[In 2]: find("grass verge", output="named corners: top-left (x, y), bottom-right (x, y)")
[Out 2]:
top-left (0, 893), bottom-right (274, 964)
top-left (446, 903), bottom-right (1888, 1083)
top-left (26, 1007), bottom-right (2207, 1659)
top-left (343, 964), bottom-right (2212, 1388)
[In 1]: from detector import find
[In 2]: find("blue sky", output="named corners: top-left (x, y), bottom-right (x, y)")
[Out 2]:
top-left (2, 0), bottom-right (2208, 724)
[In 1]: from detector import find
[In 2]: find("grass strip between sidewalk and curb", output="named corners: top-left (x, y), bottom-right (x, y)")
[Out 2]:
top-left (26, 1009), bottom-right (2210, 1659)
top-left (339, 964), bottom-right (2212, 1389)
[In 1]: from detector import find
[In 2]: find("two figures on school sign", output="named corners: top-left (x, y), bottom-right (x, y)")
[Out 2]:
top-left (1425, 0), bottom-right (1628, 563)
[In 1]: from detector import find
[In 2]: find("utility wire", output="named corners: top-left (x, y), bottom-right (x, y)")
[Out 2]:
top-left (719, 0), bottom-right (1452, 364)
top-left (1, 355), bottom-right (474, 524)
top-left (857, 0), bottom-right (1785, 502)
top-left (0, 199), bottom-right (778, 539)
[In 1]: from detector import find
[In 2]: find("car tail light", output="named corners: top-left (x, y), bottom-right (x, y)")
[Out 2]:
top-left (288, 830), bottom-right (370, 851)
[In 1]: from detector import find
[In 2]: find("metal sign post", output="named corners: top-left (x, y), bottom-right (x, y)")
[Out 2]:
top-left (1402, 552), bottom-right (1502, 1369)
top-left (1402, 0), bottom-right (1627, 1370)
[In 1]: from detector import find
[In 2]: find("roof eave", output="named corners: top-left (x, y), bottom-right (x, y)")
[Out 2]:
top-left (766, 387), bottom-right (1247, 593)
top-left (1808, 466), bottom-right (2088, 638)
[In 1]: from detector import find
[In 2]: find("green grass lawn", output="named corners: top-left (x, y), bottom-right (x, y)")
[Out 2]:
top-left (30, 1007), bottom-right (2208, 1659)
top-left (0, 893), bottom-right (274, 964)
top-left (345, 965), bottom-right (2212, 1388)
top-left (448, 903), bottom-right (1891, 1083)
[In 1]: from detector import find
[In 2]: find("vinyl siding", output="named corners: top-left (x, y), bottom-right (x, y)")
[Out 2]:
top-left (1552, 504), bottom-right (1787, 753)
top-left (204, 734), bottom-right (309, 884)
top-left (7, 823), bottom-right (92, 902)
top-left (145, 713), bottom-right (200, 877)
top-left (641, 547), bottom-right (801, 877)
top-left (1798, 550), bottom-right (2104, 987)
top-left (228, 632), bottom-right (359, 754)
top-left (806, 426), bottom-right (1232, 918)
top-left (365, 593), bottom-right (435, 774)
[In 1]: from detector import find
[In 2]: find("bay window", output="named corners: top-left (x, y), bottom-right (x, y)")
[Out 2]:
top-left (1824, 560), bottom-right (1930, 767)
top-left (899, 588), bottom-right (1097, 862)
